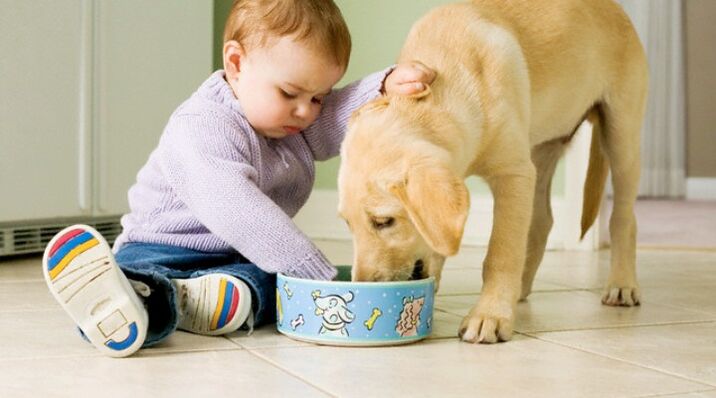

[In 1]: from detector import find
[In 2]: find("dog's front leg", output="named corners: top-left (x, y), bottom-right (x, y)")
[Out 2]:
top-left (459, 171), bottom-right (535, 343)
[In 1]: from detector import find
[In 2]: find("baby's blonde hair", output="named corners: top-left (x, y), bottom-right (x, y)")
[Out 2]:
top-left (223, 0), bottom-right (351, 68)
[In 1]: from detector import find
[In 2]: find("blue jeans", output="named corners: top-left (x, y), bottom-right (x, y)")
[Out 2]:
top-left (114, 243), bottom-right (276, 347)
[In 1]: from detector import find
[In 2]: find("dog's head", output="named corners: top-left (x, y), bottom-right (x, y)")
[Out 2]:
top-left (313, 291), bottom-right (355, 324)
top-left (338, 92), bottom-right (469, 286)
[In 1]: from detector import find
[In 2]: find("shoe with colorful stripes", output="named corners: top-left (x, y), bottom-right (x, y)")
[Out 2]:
top-left (42, 225), bottom-right (148, 358)
top-left (173, 274), bottom-right (252, 336)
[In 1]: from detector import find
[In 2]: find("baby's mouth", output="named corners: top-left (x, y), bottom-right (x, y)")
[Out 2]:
top-left (283, 126), bottom-right (302, 134)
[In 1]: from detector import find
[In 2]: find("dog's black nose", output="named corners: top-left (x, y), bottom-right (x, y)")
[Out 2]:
top-left (411, 259), bottom-right (424, 280)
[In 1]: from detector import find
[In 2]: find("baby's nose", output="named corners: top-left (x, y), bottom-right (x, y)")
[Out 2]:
top-left (293, 103), bottom-right (311, 120)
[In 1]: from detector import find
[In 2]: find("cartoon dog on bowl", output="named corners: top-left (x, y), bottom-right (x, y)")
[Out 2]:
top-left (312, 290), bottom-right (355, 337)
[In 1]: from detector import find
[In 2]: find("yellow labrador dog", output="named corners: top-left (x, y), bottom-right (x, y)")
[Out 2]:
top-left (338, 0), bottom-right (648, 344)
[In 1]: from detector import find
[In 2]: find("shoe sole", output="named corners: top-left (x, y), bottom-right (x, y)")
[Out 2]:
top-left (43, 225), bottom-right (147, 357)
top-left (175, 274), bottom-right (252, 336)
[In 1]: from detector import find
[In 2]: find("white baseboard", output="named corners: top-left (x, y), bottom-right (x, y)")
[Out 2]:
top-left (686, 178), bottom-right (716, 200)
top-left (294, 189), bottom-right (598, 251)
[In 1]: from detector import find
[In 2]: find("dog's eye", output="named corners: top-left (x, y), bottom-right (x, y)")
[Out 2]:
top-left (371, 217), bottom-right (395, 230)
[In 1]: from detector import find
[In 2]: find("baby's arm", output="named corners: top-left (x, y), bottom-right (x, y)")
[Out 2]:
top-left (161, 115), bottom-right (337, 280)
top-left (303, 62), bottom-right (436, 160)
top-left (302, 69), bottom-right (388, 160)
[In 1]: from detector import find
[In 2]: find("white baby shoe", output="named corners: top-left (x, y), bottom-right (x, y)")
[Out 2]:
top-left (173, 273), bottom-right (252, 336)
top-left (43, 225), bottom-right (148, 358)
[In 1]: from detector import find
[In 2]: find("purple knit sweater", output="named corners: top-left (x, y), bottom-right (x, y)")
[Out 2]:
top-left (113, 69), bottom-right (387, 280)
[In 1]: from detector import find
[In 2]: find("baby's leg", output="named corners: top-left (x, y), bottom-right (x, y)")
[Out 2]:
top-left (117, 246), bottom-right (259, 339)
top-left (43, 225), bottom-right (148, 358)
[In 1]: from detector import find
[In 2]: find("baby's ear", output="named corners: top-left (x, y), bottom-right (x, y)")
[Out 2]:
top-left (223, 40), bottom-right (244, 78)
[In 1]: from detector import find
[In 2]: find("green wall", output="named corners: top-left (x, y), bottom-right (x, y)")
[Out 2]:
top-left (213, 0), bottom-right (232, 71)
top-left (213, 0), bottom-right (565, 196)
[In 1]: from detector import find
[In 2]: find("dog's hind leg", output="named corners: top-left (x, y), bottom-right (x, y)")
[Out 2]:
top-left (599, 60), bottom-right (648, 306)
top-left (520, 139), bottom-right (566, 300)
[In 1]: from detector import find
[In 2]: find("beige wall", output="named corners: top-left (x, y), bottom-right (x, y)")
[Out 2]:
top-left (685, 0), bottom-right (716, 178)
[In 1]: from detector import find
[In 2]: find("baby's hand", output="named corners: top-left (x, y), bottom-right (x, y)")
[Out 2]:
top-left (382, 61), bottom-right (436, 96)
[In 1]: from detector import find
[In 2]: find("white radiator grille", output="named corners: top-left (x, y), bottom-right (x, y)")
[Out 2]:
top-left (0, 217), bottom-right (121, 257)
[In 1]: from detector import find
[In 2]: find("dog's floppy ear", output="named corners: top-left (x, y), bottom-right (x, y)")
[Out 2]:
top-left (349, 85), bottom-right (430, 125)
top-left (389, 161), bottom-right (469, 256)
top-left (350, 96), bottom-right (390, 124)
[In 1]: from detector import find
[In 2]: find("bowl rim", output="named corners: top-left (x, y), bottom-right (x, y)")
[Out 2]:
top-left (277, 272), bottom-right (435, 288)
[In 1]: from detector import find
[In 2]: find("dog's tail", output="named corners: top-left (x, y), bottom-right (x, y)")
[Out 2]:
top-left (580, 106), bottom-right (609, 240)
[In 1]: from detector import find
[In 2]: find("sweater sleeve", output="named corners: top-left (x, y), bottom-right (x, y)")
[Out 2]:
top-left (302, 68), bottom-right (392, 160)
top-left (160, 113), bottom-right (337, 280)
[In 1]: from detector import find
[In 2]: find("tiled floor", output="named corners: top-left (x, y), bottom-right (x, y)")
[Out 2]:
top-left (633, 199), bottom-right (716, 249)
top-left (1, 242), bottom-right (715, 397)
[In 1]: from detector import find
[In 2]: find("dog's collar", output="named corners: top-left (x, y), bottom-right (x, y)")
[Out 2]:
top-left (321, 321), bottom-right (345, 330)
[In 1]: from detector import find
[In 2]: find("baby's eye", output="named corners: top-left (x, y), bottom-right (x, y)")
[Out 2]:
top-left (280, 89), bottom-right (298, 99)
top-left (311, 97), bottom-right (323, 105)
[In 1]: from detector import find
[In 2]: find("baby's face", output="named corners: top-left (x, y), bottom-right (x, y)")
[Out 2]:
top-left (232, 36), bottom-right (345, 139)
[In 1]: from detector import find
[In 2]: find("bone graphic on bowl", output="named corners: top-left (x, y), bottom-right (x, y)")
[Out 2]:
top-left (276, 288), bottom-right (283, 326)
top-left (364, 307), bottom-right (382, 331)
top-left (312, 290), bottom-right (355, 337)
top-left (291, 314), bottom-right (305, 330)
top-left (283, 282), bottom-right (293, 299)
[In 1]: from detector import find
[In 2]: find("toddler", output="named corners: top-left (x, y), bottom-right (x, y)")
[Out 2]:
top-left (42, 0), bottom-right (435, 357)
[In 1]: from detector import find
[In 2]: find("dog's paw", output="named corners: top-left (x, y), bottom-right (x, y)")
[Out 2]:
top-left (601, 284), bottom-right (641, 307)
top-left (457, 301), bottom-right (514, 344)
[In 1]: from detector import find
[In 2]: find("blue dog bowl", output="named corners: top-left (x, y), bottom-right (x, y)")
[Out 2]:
top-left (276, 266), bottom-right (435, 346)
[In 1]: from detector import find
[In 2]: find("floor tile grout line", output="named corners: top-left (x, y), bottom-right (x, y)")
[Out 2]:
top-left (136, 345), bottom-right (246, 358)
top-left (0, 308), bottom-right (61, 314)
top-left (432, 303), bottom-right (716, 333)
top-left (0, 353), bottom-right (106, 363)
top-left (632, 299), bottom-right (716, 318)
top-left (238, 343), bottom-right (315, 351)
top-left (227, 343), bottom-right (310, 350)
top-left (435, 286), bottom-right (584, 297)
top-left (0, 279), bottom-right (45, 284)
top-left (224, 334), bottom-right (337, 395)
top-left (437, 288), bottom-right (605, 298)
top-left (636, 246), bottom-right (716, 252)
top-left (241, 346), bottom-right (338, 397)
top-left (223, 335), bottom-right (248, 349)
top-left (436, 291), bottom-right (716, 321)
top-left (633, 387), bottom-right (716, 398)
top-left (523, 331), bottom-right (716, 389)
top-left (555, 287), bottom-right (716, 318)
top-left (514, 319), bottom-right (716, 334)
top-left (0, 345), bottom-right (247, 363)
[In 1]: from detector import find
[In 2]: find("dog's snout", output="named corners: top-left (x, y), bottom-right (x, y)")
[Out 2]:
top-left (352, 267), bottom-right (375, 282)
top-left (411, 259), bottom-right (425, 280)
